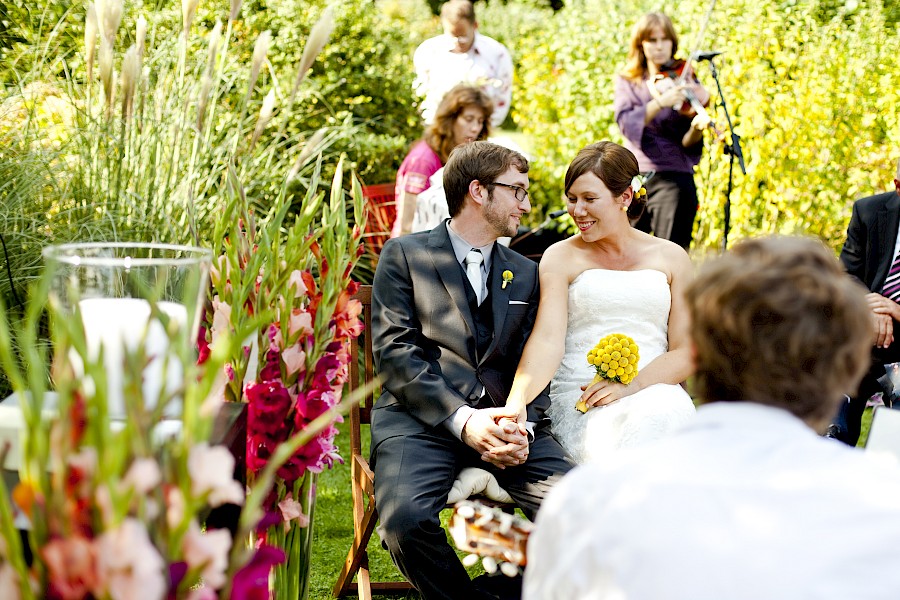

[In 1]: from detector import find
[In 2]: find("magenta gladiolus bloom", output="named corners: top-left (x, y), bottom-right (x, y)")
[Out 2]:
top-left (246, 381), bottom-right (292, 436)
top-left (230, 545), bottom-right (285, 600)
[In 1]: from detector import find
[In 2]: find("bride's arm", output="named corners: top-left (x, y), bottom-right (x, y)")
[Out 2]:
top-left (581, 246), bottom-right (694, 408)
top-left (505, 247), bottom-right (571, 422)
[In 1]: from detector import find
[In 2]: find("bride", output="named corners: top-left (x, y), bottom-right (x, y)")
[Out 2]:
top-left (504, 141), bottom-right (695, 464)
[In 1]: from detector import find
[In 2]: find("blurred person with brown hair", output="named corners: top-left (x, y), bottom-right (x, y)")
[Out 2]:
top-left (413, 0), bottom-right (513, 130)
top-left (391, 83), bottom-right (492, 238)
top-left (614, 11), bottom-right (712, 249)
top-left (524, 235), bottom-right (900, 600)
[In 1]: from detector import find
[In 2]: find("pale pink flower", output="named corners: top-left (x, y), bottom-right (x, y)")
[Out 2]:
top-left (277, 493), bottom-right (309, 531)
top-left (0, 562), bottom-right (22, 600)
top-left (187, 587), bottom-right (218, 600)
top-left (268, 323), bottom-right (284, 351)
top-left (210, 298), bottom-right (232, 343)
top-left (282, 345), bottom-right (306, 377)
top-left (93, 518), bottom-right (166, 600)
top-left (289, 309), bottom-right (313, 337)
top-left (122, 458), bottom-right (161, 495)
top-left (188, 443), bottom-right (245, 507)
top-left (166, 487), bottom-right (186, 528)
top-left (182, 520), bottom-right (232, 590)
top-left (287, 270), bottom-right (307, 298)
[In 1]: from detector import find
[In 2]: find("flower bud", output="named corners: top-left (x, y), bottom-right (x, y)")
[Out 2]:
top-left (250, 89), bottom-right (276, 151)
top-left (289, 6), bottom-right (334, 105)
top-left (245, 30), bottom-right (271, 104)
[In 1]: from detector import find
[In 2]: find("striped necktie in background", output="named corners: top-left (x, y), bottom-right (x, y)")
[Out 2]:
top-left (883, 248), bottom-right (900, 302)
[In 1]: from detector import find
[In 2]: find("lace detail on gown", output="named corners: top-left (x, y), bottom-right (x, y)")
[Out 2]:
top-left (547, 269), bottom-right (695, 463)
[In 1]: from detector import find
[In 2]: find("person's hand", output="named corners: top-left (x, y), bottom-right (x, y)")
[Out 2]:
top-left (657, 84), bottom-right (687, 109)
top-left (503, 399), bottom-right (528, 430)
top-left (691, 111), bottom-right (711, 131)
top-left (462, 407), bottom-right (528, 469)
top-left (578, 378), bottom-right (629, 411)
top-left (873, 312), bottom-right (894, 348)
top-left (867, 292), bottom-right (898, 347)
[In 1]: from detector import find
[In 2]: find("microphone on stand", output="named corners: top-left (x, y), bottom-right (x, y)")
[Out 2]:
top-left (694, 50), bottom-right (722, 62)
top-left (509, 209), bottom-right (567, 256)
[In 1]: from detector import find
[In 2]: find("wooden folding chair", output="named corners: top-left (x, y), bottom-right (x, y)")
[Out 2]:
top-left (333, 285), bottom-right (414, 599)
top-left (333, 285), bottom-right (515, 598)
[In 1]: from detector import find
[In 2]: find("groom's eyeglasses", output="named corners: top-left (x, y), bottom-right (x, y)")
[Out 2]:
top-left (491, 182), bottom-right (530, 203)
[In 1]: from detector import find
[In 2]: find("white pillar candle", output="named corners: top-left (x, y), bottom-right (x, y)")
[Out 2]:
top-left (75, 298), bottom-right (189, 418)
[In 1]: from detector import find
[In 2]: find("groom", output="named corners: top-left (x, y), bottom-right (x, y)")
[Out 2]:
top-left (370, 141), bottom-right (574, 599)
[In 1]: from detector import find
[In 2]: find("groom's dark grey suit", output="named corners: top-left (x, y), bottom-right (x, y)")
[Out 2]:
top-left (370, 222), bottom-right (573, 599)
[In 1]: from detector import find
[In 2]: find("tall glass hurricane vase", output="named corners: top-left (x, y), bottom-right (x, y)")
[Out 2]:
top-left (41, 242), bottom-right (212, 419)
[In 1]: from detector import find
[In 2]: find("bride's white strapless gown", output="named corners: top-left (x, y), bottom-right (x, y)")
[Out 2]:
top-left (547, 269), bottom-right (696, 464)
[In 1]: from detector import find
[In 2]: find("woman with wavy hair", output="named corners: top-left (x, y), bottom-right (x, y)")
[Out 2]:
top-left (614, 12), bottom-right (711, 249)
top-left (390, 84), bottom-right (492, 237)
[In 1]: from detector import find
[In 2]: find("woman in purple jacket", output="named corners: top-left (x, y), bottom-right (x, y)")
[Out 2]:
top-left (613, 12), bottom-right (711, 249)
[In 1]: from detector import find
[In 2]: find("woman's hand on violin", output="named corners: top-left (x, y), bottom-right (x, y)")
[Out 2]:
top-left (691, 111), bottom-right (711, 131)
top-left (656, 84), bottom-right (687, 109)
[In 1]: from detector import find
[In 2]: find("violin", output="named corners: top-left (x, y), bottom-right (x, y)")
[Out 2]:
top-left (649, 56), bottom-right (722, 138)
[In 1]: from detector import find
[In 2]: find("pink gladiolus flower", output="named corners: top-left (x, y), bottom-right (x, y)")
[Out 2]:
top-left (287, 270), bottom-right (307, 298)
top-left (230, 544), bottom-right (285, 600)
top-left (186, 586), bottom-right (218, 600)
top-left (0, 563), bottom-right (22, 600)
top-left (197, 325), bottom-right (211, 365)
top-left (188, 443), bottom-right (245, 507)
top-left (182, 520), bottom-right (232, 590)
top-left (267, 323), bottom-right (283, 351)
top-left (288, 309), bottom-right (313, 338)
top-left (42, 535), bottom-right (98, 600)
top-left (166, 487), bottom-right (186, 529)
top-left (277, 493), bottom-right (309, 531)
top-left (123, 458), bottom-right (161, 495)
top-left (282, 345), bottom-right (306, 377)
top-left (210, 297), bottom-right (232, 343)
top-left (246, 381), bottom-right (292, 436)
top-left (94, 518), bottom-right (166, 600)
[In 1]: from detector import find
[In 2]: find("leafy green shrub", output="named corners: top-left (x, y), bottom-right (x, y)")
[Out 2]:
top-left (506, 0), bottom-right (900, 250)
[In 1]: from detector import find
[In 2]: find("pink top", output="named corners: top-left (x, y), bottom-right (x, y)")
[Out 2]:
top-left (391, 140), bottom-right (443, 237)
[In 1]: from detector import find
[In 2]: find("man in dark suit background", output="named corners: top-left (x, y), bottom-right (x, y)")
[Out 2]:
top-left (370, 141), bottom-right (574, 599)
top-left (829, 158), bottom-right (900, 445)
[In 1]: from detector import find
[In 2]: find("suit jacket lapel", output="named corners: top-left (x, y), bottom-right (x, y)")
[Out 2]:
top-left (428, 225), bottom-right (478, 353)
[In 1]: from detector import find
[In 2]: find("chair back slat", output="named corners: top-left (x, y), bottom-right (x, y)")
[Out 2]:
top-left (348, 285), bottom-right (374, 457)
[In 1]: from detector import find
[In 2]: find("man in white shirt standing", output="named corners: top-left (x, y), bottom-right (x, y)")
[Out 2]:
top-left (413, 0), bottom-right (513, 129)
top-left (524, 235), bottom-right (900, 600)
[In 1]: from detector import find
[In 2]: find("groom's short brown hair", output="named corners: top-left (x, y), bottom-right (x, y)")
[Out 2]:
top-left (443, 141), bottom-right (528, 217)
top-left (686, 235), bottom-right (872, 427)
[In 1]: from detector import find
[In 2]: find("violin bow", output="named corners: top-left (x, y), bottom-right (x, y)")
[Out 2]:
top-left (678, 0), bottom-right (718, 86)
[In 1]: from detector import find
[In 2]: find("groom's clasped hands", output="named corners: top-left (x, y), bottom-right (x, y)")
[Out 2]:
top-left (461, 405), bottom-right (530, 468)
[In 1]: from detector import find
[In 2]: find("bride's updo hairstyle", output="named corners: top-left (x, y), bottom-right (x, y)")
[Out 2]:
top-left (564, 141), bottom-right (646, 220)
top-left (685, 236), bottom-right (871, 428)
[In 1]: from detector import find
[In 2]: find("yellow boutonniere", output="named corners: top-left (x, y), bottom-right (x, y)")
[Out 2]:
top-left (502, 270), bottom-right (514, 289)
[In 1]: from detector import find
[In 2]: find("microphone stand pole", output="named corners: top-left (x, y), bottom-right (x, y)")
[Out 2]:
top-left (706, 57), bottom-right (745, 252)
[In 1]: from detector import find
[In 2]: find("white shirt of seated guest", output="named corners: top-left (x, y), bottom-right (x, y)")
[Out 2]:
top-left (524, 402), bottom-right (900, 600)
top-left (413, 31), bottom-right (513, 129)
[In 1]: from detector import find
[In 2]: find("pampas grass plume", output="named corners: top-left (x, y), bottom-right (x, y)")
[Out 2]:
top-left (85, 4), bottom-right (98, 82)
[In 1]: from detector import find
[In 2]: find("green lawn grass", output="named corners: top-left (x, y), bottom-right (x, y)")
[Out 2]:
top-left (308, 407), bottom-right (876, 599)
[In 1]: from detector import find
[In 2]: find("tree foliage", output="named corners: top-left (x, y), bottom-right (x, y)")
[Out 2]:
top-left (491, 0), bottom-right (900, 251)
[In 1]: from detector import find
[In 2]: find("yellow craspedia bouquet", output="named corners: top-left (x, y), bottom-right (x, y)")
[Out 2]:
top-left (575, 333), bottom-right (640, 413)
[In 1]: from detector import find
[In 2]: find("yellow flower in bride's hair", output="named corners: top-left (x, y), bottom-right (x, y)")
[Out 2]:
top-left (575, 333), bottom-right (640, 413)
top-left (502, 270), bottom-right (514, 289)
